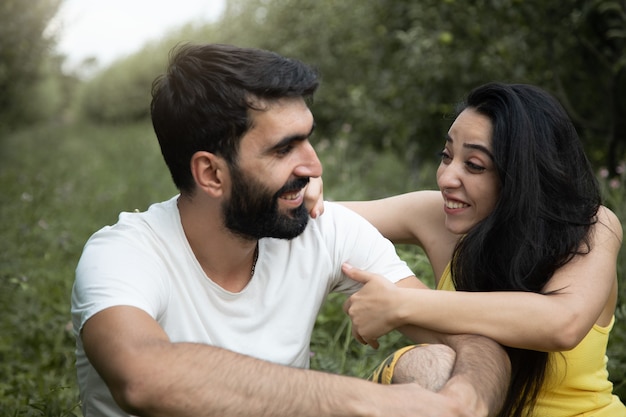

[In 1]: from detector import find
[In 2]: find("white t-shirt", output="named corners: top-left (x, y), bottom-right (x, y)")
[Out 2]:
top-left (72, 196), bottom-right (413, 416)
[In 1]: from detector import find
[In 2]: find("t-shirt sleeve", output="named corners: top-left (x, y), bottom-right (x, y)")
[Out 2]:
top-left (71, 223), bottom-right (169, 333)
top-left (318, 202), bottom-right (414, 294)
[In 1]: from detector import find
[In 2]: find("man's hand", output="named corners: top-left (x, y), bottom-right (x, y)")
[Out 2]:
top-left (384, 383), bottom-right (486, 417)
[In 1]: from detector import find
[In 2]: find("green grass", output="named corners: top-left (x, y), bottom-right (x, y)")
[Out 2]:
top-left (0, 120), bottom-right (624, 415)
top-left (0, 121), bottom-right (175, 416)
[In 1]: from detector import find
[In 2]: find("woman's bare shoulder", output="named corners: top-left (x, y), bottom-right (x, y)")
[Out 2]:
top-left (594, 205), bottom-right (623, 245)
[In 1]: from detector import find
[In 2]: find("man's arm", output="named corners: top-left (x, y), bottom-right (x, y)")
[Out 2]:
top-left (83, 305), bottom-right (481, 417)
top-left (397, 326), bottom-right (511, 417)
top-left (394, 277), bottom-right (511, 417)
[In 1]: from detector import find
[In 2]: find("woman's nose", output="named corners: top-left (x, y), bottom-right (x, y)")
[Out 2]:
top-left (436, 163), bottom-right (462, 190)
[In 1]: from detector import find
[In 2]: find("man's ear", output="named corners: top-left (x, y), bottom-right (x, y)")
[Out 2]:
top-left (190, 151), bottom-right (228, 197)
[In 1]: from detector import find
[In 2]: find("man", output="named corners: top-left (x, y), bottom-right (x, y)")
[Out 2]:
top-left (72, 43), bottom-right (509, 417)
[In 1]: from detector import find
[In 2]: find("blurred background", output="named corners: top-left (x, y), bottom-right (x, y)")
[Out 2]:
top-left (1, 0), bottom-right (625, 415)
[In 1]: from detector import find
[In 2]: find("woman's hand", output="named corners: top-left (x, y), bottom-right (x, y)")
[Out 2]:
top-left (304, 176), bottom-right (324, 218)
top-left (342, 263), bottom-right (404, 348)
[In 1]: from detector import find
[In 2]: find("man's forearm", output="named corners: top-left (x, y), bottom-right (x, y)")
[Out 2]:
top-left (107, 341), bottom-right (477, 417)
top-left (398, 326), bottom-right (511, 417)
top-left (109, 342), bottom-right (374, 417)
top-left (441, 334), bottom-right (510, 417)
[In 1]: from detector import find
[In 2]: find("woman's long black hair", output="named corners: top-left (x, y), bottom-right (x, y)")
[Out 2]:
top-left (450, 83), bottom-right (601, 417)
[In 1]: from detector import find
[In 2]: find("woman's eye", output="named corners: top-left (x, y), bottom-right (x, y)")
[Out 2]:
top-left (438, 151), bottom-right (451, 163)
top-left (465, 161), bottom-right (486, 172)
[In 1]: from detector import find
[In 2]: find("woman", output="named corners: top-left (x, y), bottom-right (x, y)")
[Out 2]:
top-left (330, 83), bottom-right (624, 417)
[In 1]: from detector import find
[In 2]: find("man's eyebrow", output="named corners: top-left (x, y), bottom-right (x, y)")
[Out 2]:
top-left (445, 133), bottom-right (494, 160)
top-left (266, 122), bottom-right (316, 153)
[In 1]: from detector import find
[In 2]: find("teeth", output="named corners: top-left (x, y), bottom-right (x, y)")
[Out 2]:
top-left (445, 200), bottom-right (469, 209)
top-left (282, 191), bottom-right (301, 200)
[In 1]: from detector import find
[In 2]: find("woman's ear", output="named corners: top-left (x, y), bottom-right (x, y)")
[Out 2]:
top-left (190, 151), bottom-right (227, 197)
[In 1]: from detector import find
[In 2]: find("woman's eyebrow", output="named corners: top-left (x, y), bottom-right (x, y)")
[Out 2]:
top-left (446, 134), bottom-right (494, 160)
top-left (464, 143), bottom-right (494, 160)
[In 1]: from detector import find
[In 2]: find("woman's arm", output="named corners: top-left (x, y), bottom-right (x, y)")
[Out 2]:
top-left (341, 191), bottom-right (459, 279)
top-left (305, 181), bottom-right (457, 277)
top-left (343, 206), bottom-right (622, 351)
top-left (340, 191), bottom-right (442, 244)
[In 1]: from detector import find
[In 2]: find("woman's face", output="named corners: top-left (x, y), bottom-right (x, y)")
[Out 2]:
top-left (436, 108), bottom-right (501, 235)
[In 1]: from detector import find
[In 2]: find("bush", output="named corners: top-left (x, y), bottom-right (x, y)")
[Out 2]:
top-left (77, 49), bottom-right (164, 124)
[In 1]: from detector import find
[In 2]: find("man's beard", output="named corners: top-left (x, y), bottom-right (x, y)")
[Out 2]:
top-left (222, 165), bottom-right (310, 240)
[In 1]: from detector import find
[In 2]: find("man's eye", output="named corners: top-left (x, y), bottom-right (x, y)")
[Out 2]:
top-left (276, 145), bottom-right (293, 156)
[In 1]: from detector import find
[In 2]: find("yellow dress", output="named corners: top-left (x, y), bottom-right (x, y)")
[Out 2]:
top-left (437, 263), bottom-right (626, 416)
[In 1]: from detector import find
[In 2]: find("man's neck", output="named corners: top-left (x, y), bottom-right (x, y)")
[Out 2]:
top-left (177, 194), bottom-right (259, 292)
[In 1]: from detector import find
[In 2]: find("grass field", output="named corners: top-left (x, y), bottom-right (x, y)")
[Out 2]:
top-left (0, 120), bottom-right (624, 415)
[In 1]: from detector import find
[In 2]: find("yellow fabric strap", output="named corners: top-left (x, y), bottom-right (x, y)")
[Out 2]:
top-left (369, 345), bottom-right (423, 385)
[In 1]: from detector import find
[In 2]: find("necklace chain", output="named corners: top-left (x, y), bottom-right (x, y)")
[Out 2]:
top-left (250, 244), bottom-right (259, 278)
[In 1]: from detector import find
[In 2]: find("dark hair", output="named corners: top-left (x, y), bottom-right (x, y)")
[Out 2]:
top-left (150, 43), bottom-right (319, 193)
top-left (450, 83), bottom-right (601, 417)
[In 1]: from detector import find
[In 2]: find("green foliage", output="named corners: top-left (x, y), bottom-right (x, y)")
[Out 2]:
top-left (75, 0), bottom-right (626, 174)
top-left (74, 26), bottom-right (220, 125)
top-left (610, 305), bottom-right (626, 398)
top-left (598, 167), bottom-right (626, 397)
top-left (311, 292), bottom-right (413, 377)
top-left (3, 0), bottom-right (626, 410)
top-left (1, 116), bottom-right (626, 413)
top-left (315, 133), bottom-right (437, 202)
top-left (77, 46), bottom-right (165, 124)
top-left (0, 121), bottom-right (175, 416)
top-left (0, 0), bottom-right (64, 129)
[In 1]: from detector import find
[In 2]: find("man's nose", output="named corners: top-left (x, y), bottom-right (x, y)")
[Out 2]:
top-left (295, 141), bottom-right (323, 178)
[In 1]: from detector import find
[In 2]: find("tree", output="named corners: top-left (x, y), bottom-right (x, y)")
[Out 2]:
top-left (0, 0), bottom-right (62, 130)
top-left (563, 0), bottom-right (626, 176)
top-left (211, 0), bottom-right (626, 172)
top-left (82, 0), bottom-right (625, 172)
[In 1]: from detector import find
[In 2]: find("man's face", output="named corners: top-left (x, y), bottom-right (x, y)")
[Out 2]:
top-left (222, 166), bottom-right (310, 239)
top-left (222, 97), bottom-right (322, 240)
